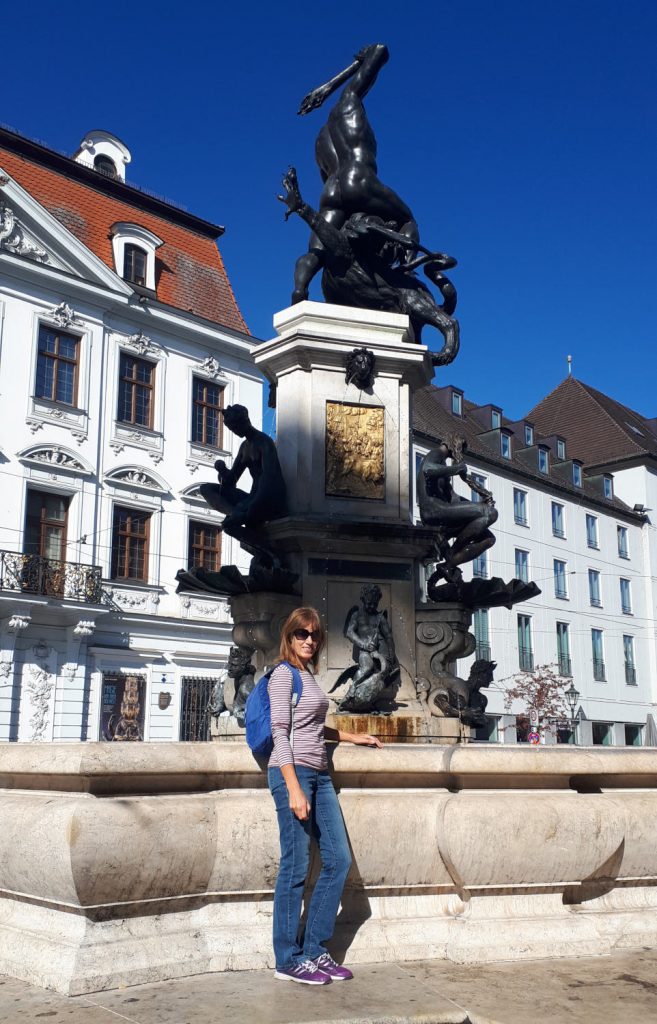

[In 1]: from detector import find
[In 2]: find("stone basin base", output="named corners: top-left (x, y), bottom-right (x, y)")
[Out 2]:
top-left (1, 742), bottom-right (657, 994)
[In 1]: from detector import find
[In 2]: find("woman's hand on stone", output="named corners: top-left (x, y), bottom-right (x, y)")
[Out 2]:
top-left (350, 733), bottom-right (383, 748)
top-left (288, 785), bottom-right (311, 821)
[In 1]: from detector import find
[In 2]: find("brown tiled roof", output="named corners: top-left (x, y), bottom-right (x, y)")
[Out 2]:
top-left (526, 377), bottom-right (657, 468)
top-left (412, 384), bottom-right (638, 517)
top-left (0, 134), bottom-right (248, 333)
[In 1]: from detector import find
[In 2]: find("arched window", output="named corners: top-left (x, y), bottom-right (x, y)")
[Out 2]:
top-left (123, 244), bottom-right (148, 287)
top-left (94, 154), bottom-right (117, 177)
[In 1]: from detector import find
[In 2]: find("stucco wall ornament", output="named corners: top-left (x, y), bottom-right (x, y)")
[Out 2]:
top-left (74, 620), bottom-right (96, 637)
top-left (195, 356), bottom-right (223, 378)
top-left (47, 302), bottom-right (82, 328)
top-left (0, 202), bottom-right (48, 263)
top-left (26, 665), bottom-right (53, 742)
top-left (125, 332), bottom-right (161, 357)
top-left (8, 615), bottom-right (30, 632)
top-left (25, 447), bottom-right (86, 471)
top-left (0, 661), bottom-right (13, 681)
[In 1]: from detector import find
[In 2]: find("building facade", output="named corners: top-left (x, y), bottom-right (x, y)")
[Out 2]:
top-left (412, 382), bottom-right (657, 746)
top-left (0, 126), bottom-right (260, 743)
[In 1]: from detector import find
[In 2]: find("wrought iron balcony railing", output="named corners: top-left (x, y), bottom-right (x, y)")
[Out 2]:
top-left (0, 550), bottom-right (103, 604)
top-left (558, 654), bottom-right (572, 677)
top-left (625, 663), bottom-right (637, 685)
top-left (518, 646), bottom-right (534, 672)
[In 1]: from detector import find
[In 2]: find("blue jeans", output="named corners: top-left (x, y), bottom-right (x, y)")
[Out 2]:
top-left (268, 766), bottom-right (352, 970)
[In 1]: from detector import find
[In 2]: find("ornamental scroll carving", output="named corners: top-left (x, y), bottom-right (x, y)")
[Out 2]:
top-left (0, 202), bottom-right (48, 262)
top-left (325, 401), bottom-right (384, 500)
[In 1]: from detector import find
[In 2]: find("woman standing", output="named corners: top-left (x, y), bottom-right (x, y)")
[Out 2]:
top-left (268, 606), bottom-right (382, 985)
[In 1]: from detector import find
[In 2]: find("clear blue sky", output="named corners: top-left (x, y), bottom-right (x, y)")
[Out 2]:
top-left (5, 1), bottom-right (657, 419)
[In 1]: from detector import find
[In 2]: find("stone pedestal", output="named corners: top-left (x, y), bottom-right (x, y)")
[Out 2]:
top-left (255, 302), bottom-right (433, 525)
top-left (251, 303), bottom-right (438, 722)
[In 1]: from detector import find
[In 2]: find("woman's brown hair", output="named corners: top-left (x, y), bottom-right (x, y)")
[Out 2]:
top-left (278, 607), bottom-right (325, 672)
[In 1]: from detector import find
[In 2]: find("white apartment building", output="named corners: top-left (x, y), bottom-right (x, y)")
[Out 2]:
top-left (413, 382), bottom-right (656, 746)
top-left (0, 126), bottom-right (260, 744)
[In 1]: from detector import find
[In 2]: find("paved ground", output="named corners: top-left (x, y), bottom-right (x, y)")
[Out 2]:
top-left (1, 949), bottom-right (656, 1023)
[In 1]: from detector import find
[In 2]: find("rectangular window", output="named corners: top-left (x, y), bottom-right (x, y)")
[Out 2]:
top-left (538, 448), bottom-right (549, 473)
top-left (518, 614), bottom-right (533, 671)
top-left (591, 628), bottom-right (605, 681)
top-left (470, 472), bottom-right (487, 503)
top-left (625, 724), bottom-right (643, 746)
top-left (110, 506), bottom-right (151, 581)
top-left (123, 244), bottom-right (147, 287)
top-left (554, 559), bottom-right (568, 599)
top-left (515, 548), bottom-right (529, 583)
top-left (24, 490), bottom-right (69, 561)
top-left (35, 324), bottom-right (79, 406)
top-left (592, 722), bottom-right (613, 746)
top-left (551, 502), bottom-right (565, 538)
top-left (588, 568), bottom-right (602, 607)
top-left (586, 514), bottom-right (599, 549)
top-left (556, 439), bottom-right (566, 460)
top-left (556, 622), bottom-right (572, 676)
top-left (603, 475), bottom-right (613, 499)
top-left (501, 433), bottom-right (511, 459)
top-left (117, 353), bottom-right (155, 428)
top-left (573, 463), bottom-right (582, 487)
top-left (491, 409), bottom-right (501, 429)
top-left (451, 391), bottom-right (462, 416)
top-left (620, 577), bottom-right (632, 614)
top-left (188, 520), bottom-right (222, 572)
top-left (524, 424), bottom-right (534, 446)
top-left (623, 634), bottom-right (636, 685)
top-left (472, 551), bottom-right (488, 578)
top-left (191, 376), bottom-right (224, 447)
top-left (473, 608), bottom-right (490, 660)
top-left (513, 488), bottom-right (528, 526)
top-left (617, 525), bottom-right (629, 559)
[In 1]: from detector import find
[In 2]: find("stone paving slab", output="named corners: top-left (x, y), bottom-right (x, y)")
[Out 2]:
top-left (1, 949), bottom-right (657, 1023)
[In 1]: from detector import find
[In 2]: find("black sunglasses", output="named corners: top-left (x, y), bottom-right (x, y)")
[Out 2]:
top-left (292, 628), bottom-right (321, 642)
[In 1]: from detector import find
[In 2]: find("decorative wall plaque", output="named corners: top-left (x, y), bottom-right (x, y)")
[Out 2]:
top-left (325, 401), bottom-right (384, 500)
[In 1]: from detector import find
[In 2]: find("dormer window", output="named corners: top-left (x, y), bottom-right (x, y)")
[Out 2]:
top-left (501, 432), bottom-right (511, 459)
top-left (451, 390), bottom-right (463, 416)
top-left (73, 129), bottom-right (131, 182)
top-left (110, 223), bottom-right (163, 292)
top-left (572, 462), bottom-right (582, 487)
top-left (556, 439), bottom-right (566, 461)
top-left (94, 154), bottom-right (117, 178)
top-left (603, 474), bottom-right (613, 499)
top-left (524, 424), bottom-right (534, 446)
top-left (124, 244), bottom-right (148, 286)
top-left (538, 447), bottom-right (549, 474)
top-left (491, 409), bottom-right (502, 429)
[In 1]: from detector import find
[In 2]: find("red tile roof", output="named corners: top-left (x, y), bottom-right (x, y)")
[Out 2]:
top-left (413, 384), bottom-right (639, 517)
top-left (526, 377), bottom-right (657, 468)
top-left (0, 133), bottom-right (248, 334)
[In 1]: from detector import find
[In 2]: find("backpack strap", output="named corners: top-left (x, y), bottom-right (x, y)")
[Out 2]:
top-left (279, 661), bottom-right (303, 755)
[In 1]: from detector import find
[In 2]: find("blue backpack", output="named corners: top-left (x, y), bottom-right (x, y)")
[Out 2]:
top-left (245, 661), bottom-right (303, 759)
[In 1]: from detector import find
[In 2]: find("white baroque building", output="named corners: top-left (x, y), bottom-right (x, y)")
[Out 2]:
top-left (412, 382), bottom-right (657, 746)
top-left (0, 126), bottom-right (260, 743)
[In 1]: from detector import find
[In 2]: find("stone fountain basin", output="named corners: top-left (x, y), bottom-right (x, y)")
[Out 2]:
top-left (1, 742), bottom-right (657, 993)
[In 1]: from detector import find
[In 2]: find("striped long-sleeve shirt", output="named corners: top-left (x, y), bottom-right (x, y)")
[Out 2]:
top-left (267, 662), bottom-right (329, 770)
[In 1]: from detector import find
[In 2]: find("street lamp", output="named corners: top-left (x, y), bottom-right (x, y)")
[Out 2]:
top-left (565, 683), bottom-right (580, 745)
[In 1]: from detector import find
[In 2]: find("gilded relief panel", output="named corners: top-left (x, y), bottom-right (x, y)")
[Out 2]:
top-left (325, 401), bottom-right (385, 499)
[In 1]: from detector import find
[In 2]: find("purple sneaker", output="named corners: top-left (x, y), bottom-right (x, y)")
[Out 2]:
top-left (274, 958), bottom-right (332, 985)
top-left (314, 952), bottom-right (353, 981)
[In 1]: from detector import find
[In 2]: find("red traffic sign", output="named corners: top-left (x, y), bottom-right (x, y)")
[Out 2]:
top-left (528, 731), bottom-right (541, 745)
